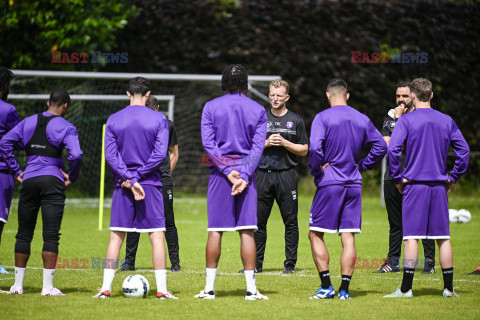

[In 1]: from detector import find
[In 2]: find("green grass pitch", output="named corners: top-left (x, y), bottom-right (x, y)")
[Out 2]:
top-left (1, 194), bottom-right (479, 319)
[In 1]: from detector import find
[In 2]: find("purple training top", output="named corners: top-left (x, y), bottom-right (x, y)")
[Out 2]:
top-left (388, 108), bottom-right (470, 184)
top-left (105, 105), bottom-right (169, 187)
top-left (0, 112), bottom-right (82, 182)
top-left (309, 105), bottom-right (387, 187)
top-left (201, 93), bottom-right (267, 182)
top-left (0, 99), bottom-right (20, 172)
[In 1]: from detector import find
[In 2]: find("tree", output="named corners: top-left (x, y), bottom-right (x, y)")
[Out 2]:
top-left (0, 0), bottom-right (138, 70)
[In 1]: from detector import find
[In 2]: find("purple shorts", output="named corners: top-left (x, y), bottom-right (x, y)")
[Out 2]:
top-left (309, 185), bottom-right (362, 234)
top-left (110, 185), bottom-right (165, 232)
top-left (0, 172), bottom-right (15, 223)
top-left (402, 183), bottom-right (449, 239)
top-left (207, 172), bottom-right (257, 231)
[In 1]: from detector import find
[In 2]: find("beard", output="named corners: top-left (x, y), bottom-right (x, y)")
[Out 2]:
top-left (397, 100), bottom-right (413, 109)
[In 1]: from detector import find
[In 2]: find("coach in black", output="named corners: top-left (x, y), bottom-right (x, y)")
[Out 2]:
top-left (251, 80), bottom-right (308, 273)
top-left (376, 81), bottom-right (435, 274)
top-left (120, 95), bottom-right (181, 272)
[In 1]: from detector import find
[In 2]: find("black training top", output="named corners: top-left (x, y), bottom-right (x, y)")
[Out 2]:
top-left (381, 109), bottom-right (406, 181)
top-left (259, 109), bottom-right (308, 170)
top-left (159, 120), bottom-right (178, 186)
top-left (25, 113), bottom-right (63, 159)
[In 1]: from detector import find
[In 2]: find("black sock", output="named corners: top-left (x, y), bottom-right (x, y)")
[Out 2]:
top-left (401, 268), bottom-right (415, 293)
top-left (442, 267), bottom-right (454, 291)
top-left (319, 270), bottom-right (331, 289)
top-left (339, 275), bottom-right (352, 292)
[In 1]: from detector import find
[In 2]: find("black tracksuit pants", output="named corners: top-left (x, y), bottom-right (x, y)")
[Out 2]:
top-left (124, 185), bottom-right (179, 267)
top-left (255, 168), bottom-right (299, 269)
top-left (15, 176), bottom-right (66, 255)
top-left (384, 180), bottom-right (435, 261)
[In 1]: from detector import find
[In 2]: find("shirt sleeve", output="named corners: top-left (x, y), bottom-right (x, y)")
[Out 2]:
top-left (201, 103), bottom-right (233, 176)
top-left (133, 117), bottom-right (169, 182)
top-left (358, 120), bottom-right (388, 172)
top-left (104, 119), bottom-right (135, 183)
top-left (296, 118), bottom-right (309, 145)
top-left (63, 125), bottom-right (83, 183)
top-left (239, 109), bottom-right (268, 182)
top-left (168, 120), bottom-right (178, 147)
top-left (5, 108), bottom-right (21, 131)
top-left (387, 117), bottom-right (407, 184)
top-left (308, 114), bottom-right (325, 177)
top-left (448, 120), bottom-right (470, 183)
top-left (0, 121), bottom-right (24, 177)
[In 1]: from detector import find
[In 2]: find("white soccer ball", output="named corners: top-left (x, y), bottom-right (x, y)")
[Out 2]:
top-left (456, 209), bottom-right (472, 223)
top-left (448, 209), bottom-right (459, 223)
top-left (122, 274), bottom-right (150, 298)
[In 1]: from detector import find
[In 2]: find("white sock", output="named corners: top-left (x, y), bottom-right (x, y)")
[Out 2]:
top-left (205, 268), bottom-right (217, 293)
top-left (13, 267), bottom-right (26, 288)
top-left (244, 270), bottom-right (256, 293)
top-left (155, 269), bottom-right (168, 294)
top-left (42, 268), bottom-right (55, 291)
top-left (100, 268), bottom-right (116, 292)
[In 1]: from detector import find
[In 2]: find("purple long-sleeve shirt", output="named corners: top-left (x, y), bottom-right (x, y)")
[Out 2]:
top-left (0, 99), bottom-right (21, 172)
top-left (105, 105), bottom-right (169, 187)
top-left (388, 108), bottom-right (469, 184)
top-left (0, 112), bottom-right (82, 182)
top-left (201, 93), bottom-right (267, 182)
top-left (309, 105), bottom-right (387, 187)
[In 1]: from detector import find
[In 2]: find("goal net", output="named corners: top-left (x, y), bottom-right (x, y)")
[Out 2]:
top-left (9, 70), bottom-right (280, 196)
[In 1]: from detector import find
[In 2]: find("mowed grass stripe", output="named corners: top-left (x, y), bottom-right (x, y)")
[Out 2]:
top-left (0, 194), bottom-right (478, 320)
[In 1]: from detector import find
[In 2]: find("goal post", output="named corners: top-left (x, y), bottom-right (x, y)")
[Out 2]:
top-left (9, 69), bottom-right (280, 229)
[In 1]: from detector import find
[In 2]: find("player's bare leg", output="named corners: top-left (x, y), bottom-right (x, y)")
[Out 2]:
top-left (105, 231), bottom-right (126, 266)
top-left (340, 232), bottom-right (356, 276)
top-left (14, 252), bottom-right (29, 268)
top-left (403, 239), bottom-right (419, 269)
top-left (437, 239), bottom-right (457, 297)
top-left (240, 229), bottom-right (267, 300)
top-left (336, 232), bottom-right (355, 299)
top-left (309, 231), bottom-right (335, 299)
top-left (93, 231), bottom-right (126, 298)
top-left (239, 230), bottom-right (256, 270)
top-left (195, 231), bottom-right (223, 299)
top-left (149, 231), bottom-right (166, 270)
top-left (309, 231), bottom-right (329, 272)
top-left (437, 239), bottom-right (453, 269)
top-left (206, 231), bottom-right (222, 268)
top-left (149, 231), bottom-right (176, 299)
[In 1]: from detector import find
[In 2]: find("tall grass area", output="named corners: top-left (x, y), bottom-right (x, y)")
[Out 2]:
top-left (0, 189), bottom-right (479, 319)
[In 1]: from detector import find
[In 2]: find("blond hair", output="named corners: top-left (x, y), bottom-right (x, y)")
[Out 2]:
top-left (269, 80), bottom-right (289, 94)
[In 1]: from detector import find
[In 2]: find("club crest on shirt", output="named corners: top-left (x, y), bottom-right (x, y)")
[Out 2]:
top-left (286, 121), bottom-right (293, 129)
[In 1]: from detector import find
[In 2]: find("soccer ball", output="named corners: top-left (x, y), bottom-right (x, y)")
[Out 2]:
top-left (122, 274), bottom-right (149, 298)
top-left (448, 209), bottom-right (459, 223)
top-left (456, 209), bottom-right (472, 223)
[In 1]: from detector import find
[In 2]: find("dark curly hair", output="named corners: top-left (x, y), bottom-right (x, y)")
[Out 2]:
top-left (0, 67), bottom-right (14, 101)
top-left (396, 81), bottom-right (410, 89)
top-left (221, 64), bottom-right (248, 93)
top-left (127, 77), bottom-right (151, 96)
top-left (49, 88), bottom-right (71, 107)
